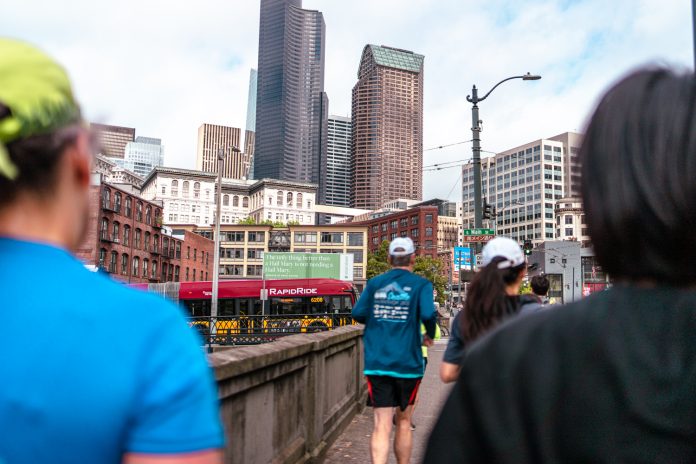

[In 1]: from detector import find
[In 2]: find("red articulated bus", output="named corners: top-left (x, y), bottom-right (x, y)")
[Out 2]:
top-left (133, 278), bottom-right (359, 344)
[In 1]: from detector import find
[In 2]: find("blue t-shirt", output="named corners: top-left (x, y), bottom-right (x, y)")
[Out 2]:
top-left (352, 269), bottom-right (437, 378)
top-left (0, 238), bottom-right (224, 464)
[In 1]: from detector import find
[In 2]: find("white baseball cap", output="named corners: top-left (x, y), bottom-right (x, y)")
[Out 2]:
top-left (481, 237), bottom-right (525, 269)
top-left (389, 237), bottom-right (415, 256)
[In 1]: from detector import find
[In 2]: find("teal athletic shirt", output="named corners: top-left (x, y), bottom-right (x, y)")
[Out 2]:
top-left (352, 268), bottom-right (437, 378)
top-left (0, 238), bottom-right (224, 464)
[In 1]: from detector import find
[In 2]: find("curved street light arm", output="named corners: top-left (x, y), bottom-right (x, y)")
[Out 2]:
top-left (474, 75), bottom-right (529, 103)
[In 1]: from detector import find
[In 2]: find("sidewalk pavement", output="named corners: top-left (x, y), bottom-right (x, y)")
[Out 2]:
top-left (324, 339), bottom-right (453, 463)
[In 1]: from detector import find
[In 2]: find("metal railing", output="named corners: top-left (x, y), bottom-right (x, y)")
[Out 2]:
top-left (188, 313), bottom-right (356, 347)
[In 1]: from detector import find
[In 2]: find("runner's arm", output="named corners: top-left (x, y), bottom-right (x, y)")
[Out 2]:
top-left (419, 282), bottom-right (437, 339)
top-left (441, 312), bottom-right (465, 383)
top-left (351, 281), bottom-right (372, 323)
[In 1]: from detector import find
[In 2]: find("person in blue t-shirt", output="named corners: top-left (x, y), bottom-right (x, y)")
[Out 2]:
top-left (352, 237), bottom-right (437, 464)
top-left (0, 39), bottom-right (223, 464)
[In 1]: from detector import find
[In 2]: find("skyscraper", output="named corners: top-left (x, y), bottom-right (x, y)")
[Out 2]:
top-left (196, 124), bottom-right (249, 179)
top-left (351, 45), bottom-right (424, 210)
top-left (118, 136), bottom-right (164, 177)
top-left (254, 0), bottom-right (328, 196)
top-left (91, 123), bottom-right (135, 159)
top-left (245, 69), bottom-right (257, 179)
top-left (324, 115), bottom-right (351, 207)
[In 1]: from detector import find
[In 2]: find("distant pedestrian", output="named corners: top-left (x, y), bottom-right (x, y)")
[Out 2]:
top-left (518, 274), bottom-right (552, 315)
top-left (439, 237), bottom-right (537, 383)
top-left (425, 67), bottom-right (696, 463)
top-left (0, 39), bottom-right (223, 464)
top-left (352, 237), bottom-right (437, 464)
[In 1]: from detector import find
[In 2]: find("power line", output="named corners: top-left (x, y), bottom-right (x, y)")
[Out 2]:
top-left (423, 140), bottom-right (473, 151)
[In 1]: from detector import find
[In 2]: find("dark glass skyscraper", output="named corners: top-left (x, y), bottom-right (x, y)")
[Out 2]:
top-left (254, 0), bottom-right (328, 200)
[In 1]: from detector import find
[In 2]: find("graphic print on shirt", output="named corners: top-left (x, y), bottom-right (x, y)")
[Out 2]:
top-left (373, 282), bottom-right (412, 322)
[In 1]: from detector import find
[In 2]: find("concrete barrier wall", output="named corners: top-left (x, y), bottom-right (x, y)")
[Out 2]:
top-left (209, 326), bottom-right (366, 464)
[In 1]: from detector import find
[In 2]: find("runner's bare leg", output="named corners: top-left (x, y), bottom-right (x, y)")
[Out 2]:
top-left (394, 405), bottom-right (414, 463)
top-left (371, 407), bottom-right (394, 464)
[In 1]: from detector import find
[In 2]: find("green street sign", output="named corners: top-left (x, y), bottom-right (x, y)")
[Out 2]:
top-left (263, 252), bottom-right (354, 280)
top-left (463, 228), bottom-right (495, 236)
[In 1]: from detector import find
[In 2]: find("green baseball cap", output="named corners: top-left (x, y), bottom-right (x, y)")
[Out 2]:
top-left (0, 38), bottom-right (82, 180)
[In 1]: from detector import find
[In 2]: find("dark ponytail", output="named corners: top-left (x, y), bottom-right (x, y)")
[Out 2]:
top-left (461, 256), bottom-right (525, 341)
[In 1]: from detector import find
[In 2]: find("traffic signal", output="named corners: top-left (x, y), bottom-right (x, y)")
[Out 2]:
top-left (523, 240), bottom-right (533, 256)
top-left (483, 201), bottom-right (493, 220)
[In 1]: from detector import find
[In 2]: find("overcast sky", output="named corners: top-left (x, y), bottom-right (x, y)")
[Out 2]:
top-left (3, 0), bottom-right (692, 200)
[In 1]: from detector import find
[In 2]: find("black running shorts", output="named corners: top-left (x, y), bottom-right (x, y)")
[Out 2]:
top-left (366, 375), bottom-right (422, 411)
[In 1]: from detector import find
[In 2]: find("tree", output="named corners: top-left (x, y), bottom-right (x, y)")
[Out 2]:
top-left (413, 255), bottom-right (447, 306)
top-left (238, 217), bottom-right (257, 225)
top-left (519, 280), bottom-right (532, 295)
top-left (366, 240), bottom-right (390, 279)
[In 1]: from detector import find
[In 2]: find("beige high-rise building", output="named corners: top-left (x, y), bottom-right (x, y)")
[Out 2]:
top-left (549, 131), bottom-right (583, 197)
top-left (350, 45), bottom-right (424, 210)
top-left (196, 124), bottom-right (249, 179)
top-left (91, 123), bottom-right (135, 159)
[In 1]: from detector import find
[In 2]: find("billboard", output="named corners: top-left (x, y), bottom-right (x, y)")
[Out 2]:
top-left (453, 246), bottom-right (472, 272)
top-left (263, 252), bottom-right (354, 281)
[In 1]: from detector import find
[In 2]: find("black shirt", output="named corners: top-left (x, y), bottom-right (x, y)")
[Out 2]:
top-left (425, 286), bottom-right (696, 463)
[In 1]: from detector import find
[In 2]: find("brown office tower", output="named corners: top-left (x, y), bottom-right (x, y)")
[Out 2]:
top-left (196, 124), bottom-right (250, 179)
top-left (91, 123), bottom-right (136, 159)
top-left (351, 45), bottom-right (424, 210)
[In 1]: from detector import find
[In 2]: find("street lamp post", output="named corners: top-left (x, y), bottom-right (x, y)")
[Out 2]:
top-left (211, 145), bottom-right (241, 343)
top-left (466, 73), bottom-right (541, 252)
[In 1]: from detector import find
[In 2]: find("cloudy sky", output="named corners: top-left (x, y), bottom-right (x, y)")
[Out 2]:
top-left (3, 0), bottom-right (692, 200)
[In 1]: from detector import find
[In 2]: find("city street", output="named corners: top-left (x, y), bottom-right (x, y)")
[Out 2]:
top-left (324, 339), bottom-right (453, 463)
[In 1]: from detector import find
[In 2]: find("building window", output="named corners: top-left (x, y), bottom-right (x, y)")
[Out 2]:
top-left (100, 218), bottom-right (109, 240)
top-left (565, 215), bottom-right (573, 224)
top-left (287, 192), bottom-right (293, 206)
top-left (102, 188), bottom-right (111, 209)
top-left (247, 249), bottom-right (264, 260)
top-left (243, 197), bottom-right (249, 208)
top-left (113, 192), bottom-right (121, 213)
top-left (411, 216), bottom-right (418, 225)
top-left (182, 181), bottom-right (189, 197)
top-left (132, 256), bottom-right (140, 277)
top-left (425, 227), bottom-right (433, 237)
top-left (174, 266), bottom-right (180, 282)
top-left (321, 232), bottom-right (344, 244)
top-left (350, 250), bottom-right (364, 264)
top-left (145, 206), bottom-right (152, 225)
top-left (295, 232), bottom-right (317, 244)
top-left (135, 228), bottom-right (142, 249)
top-left (121, 254), bottom-right (129, 275)
top-left (123, 225), bottom-right (131, 246)
top-left (112, 221), bottom-right (120, 242)
top-left (136, 202), bottom-right (143, 222)
top-left (187, 246), bottom-right (191, 259)
top-left (390, 220), bottom-right (398, 229)
top-left (223, 195), bottom-right (229, 206)
top-left (347, 232), bottom-right (364, 246)
top-left (232, 195), bottom-right (239, 207)
top-left (152, 260), bottom-right (157, 279)
top-left (411, 229), bottom-right (419, 237)
top-left (193, 248), bottom-right (197, 261)
top-left (193, 269), bottom-right (197, 281)
top-left (144, 232), bottom-right (151, 251)
top-left (425, 214), bottom-right (433, 224)
top-left (565, 228), bottom-right (574, 237)
top-left (109, 251), bottom-right (117, 273)
top-left (175, 242), bottom-right (181, 259)
top-left (171, 180), bottom-right (178, 197)
top-left (277, 191), bottom-right (283, 206)
top-left (125, 197), bottom-right (132, 217)
top-left (296, 193), bottom-right (303, 208)
top-left (161, 185), bottom-right (166, 195)
top-left (143, 259), bottom-right (149, 278)
top-left (224, 231), bottom-right (245, 242)
top-left (248, 231), bottom-right (266, 242)
top-left (185, 267), bottom-right (190, 281)
top-left (193, 182), bottom-right (200, 199)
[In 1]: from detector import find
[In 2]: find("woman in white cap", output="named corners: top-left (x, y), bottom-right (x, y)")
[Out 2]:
top-left (440, 237), bottom-right (537, 383)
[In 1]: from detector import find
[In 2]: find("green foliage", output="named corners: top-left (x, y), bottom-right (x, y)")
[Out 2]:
top-left (519, 280), bottom-right (532, 295)
top-left (413, 255), bottom-right (447, 306)
top-left (237, 217), bottom-right (257, 225)
top-left (237, 217), bottom-right (288, 228)
top-left (365, 240), bottom-right (447, 305)
top-left (366, 240), bottom-right (390, 279)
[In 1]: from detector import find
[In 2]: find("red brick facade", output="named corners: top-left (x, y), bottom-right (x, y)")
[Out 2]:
top-left (76, 183), bottom-right (182, 284)
top-left (180, 230), bottom-right (214, 282)
top-left (354, 206), bottom-right (439, 259)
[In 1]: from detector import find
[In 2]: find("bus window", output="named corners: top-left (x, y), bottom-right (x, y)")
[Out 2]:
top-left (308, 296), bottom-right (330, 314)
top-left (342, 295), bottom-right (353, 311)
top-left (182, 299), bottom-right (210, 317)
top-left (270, 297), bottom-right (306, 315)
top-left (219, 299), bottom-right (237, 317)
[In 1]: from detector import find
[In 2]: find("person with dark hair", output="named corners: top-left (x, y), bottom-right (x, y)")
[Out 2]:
top-left (439, 237), bottom-right (538, 383)
top-left (0, 39), bottom-right (223, 463)
top-left (352, 237), bottom-right (437, 464)
top-left (530, 274), bottom-right (550, 302)
top-left (424, 67), bottom-right (696, 462)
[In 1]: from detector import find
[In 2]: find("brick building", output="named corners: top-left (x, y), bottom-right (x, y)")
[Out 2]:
top-left (352, 206), bottom-right (439, 259)
top-left (177, 230), bottom-right (214, 282)
top-left (76, 180), bottom-right (184, 284)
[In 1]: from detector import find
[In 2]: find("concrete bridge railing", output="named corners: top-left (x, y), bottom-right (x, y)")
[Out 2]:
top-left (209, 325), bottom-right (366, 464)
